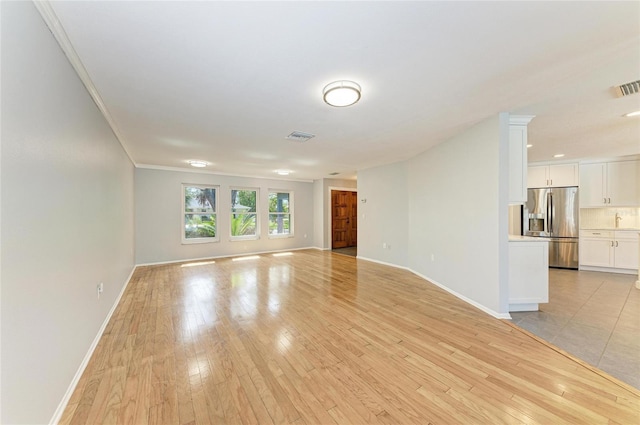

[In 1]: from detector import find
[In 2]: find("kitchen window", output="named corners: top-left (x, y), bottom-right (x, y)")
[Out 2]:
top-left (183, 184), bottom-right (218, 244)
top-left (231, 188), bottom-right (258, 239)
top-left (269, 191), bottom-right (293, 237)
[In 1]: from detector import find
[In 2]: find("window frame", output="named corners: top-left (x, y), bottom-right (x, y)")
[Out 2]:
top-left (268, 189), bottom-right (294, 239)
top-left (230, 187), bottom-right (260, 241)
top-left (182, 184), bottom-right (219, 244)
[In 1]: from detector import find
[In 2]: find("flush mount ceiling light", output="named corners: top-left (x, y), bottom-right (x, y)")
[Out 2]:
top-left (553, 154), bottom-right (565, 158)
top-left (624, 110), bottom-right (640, 117)
top-left (188, 160), bottom-right (208, 168)
top-left (323, 80), bottom-right (361, 107)
top-left (276, 170), bottom-right (291, 176)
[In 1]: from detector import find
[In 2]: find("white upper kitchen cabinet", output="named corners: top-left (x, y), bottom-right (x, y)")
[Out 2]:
top-left (527, 163), bottom-right (579, 188)
top-left (580, 160), bottom-right (639, 207)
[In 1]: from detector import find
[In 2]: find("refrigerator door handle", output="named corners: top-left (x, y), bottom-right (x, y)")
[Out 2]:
top-left (547, 192), bottom-right (553, 234)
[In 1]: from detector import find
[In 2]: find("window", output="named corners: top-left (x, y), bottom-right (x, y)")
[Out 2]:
top-left (183, 185), bottom-right (218, 243)
top-left (269, 191), bottom-right (293, 237)
top-left (231, 188), bottom-right (258, 239)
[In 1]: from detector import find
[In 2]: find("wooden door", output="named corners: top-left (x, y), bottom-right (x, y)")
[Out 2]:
top-left (332, 190), bottom-right (357, 249)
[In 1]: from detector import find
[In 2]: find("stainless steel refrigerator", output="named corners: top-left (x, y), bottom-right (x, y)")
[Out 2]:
top-left (522, 186), bottom-right (579, 269)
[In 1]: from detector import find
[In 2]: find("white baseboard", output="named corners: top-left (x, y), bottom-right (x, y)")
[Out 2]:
top-left (409, 269), bottom-right (511, 320)
top-left (579, 265), bottom-right (637, 275)
top-left (357, 256), bottom-right (510, 320)
top-left (356, 255), bottom-right (410, 271)
top-left (49, 265), bottom-right (137, 425)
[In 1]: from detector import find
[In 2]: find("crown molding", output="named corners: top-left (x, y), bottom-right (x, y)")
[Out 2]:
top-left (135, 164), bottom-right (315, 183)
top-left (33, 0), bottom-right (137, 166)
top-left (509, 115), bottom-right (536, 126)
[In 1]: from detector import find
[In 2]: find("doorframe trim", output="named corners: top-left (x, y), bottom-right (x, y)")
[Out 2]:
top-left (328, 186), bottom-right (358, 250)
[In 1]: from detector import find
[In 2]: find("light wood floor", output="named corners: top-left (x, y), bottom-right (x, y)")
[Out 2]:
top-left (61, 249), bottom-right (640, 424)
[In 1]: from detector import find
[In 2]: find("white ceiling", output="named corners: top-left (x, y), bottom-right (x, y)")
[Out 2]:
top-left (43, 1), bottom-right (640, 181)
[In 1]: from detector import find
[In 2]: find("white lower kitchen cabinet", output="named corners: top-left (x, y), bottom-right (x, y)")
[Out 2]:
top-left (615, 233), bottom-right (640, 269)
top-left (579, 230), bottom-right (639, 274)
top-left (509, 237), bottom-right (549, 312)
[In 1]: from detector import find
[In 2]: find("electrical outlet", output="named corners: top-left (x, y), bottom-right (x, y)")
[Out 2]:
top-left (382, 242), bottom-right (387, 249)
top-left (431, 254), bottom-right (435, 261)
top-left (97, 282), bottom-right (104, 298)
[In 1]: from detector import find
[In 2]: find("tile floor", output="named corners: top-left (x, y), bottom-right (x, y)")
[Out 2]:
top-left (332, 246), bottom-right (357, 257)
top-left (510, 269), bottom-right (640, 389)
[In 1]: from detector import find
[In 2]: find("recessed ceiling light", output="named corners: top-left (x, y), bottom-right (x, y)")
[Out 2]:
top-left (188, 160), bottom-right (207, 168)
top-left (526, 144), bottom-right (533, 148)
top-left (276, 170), bottom-right (290, 176)
top-left (624, 110), bottom-right (640, 117)
top-left (323, 80), bottom-right (361, 107)
top-left (553, 154), bottom-right (565, 158)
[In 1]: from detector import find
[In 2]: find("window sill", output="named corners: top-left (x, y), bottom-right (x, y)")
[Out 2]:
top-left (268, 234), bottom-right (294, 239)
top-left (182, 238), bottom-right (220, 245)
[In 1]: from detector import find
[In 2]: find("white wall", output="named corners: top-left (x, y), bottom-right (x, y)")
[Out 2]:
top-left (357, 162), bottom-right (408, 267)
top-left (408, 114), bottom-right (509, 316)
top-left (0, 2), bottom-right (136, 423)
top-left (135, 168), bottom-right (315, 264)
top-left (357, 114), bottom-right (510, 317)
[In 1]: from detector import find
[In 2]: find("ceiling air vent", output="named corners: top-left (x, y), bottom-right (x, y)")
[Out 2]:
top-left (614, 80), bottom-right (640, 97)
top-left (286, 131), bottom-right (316, 142)
top-left (329, 172), bottom-right (340, 176)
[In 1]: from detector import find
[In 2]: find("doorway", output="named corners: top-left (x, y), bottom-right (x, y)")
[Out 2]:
top-left (331, 190), bottom-right (357, 250)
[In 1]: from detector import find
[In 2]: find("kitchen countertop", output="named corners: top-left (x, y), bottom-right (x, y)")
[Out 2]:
top-left (581, 228), bottom-right (640, 231)
top-left (509, 235), bottom-right (549, 242)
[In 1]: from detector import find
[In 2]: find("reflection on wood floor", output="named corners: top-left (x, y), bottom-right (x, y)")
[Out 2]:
top-left (61, 249), bottom-right (640, 424)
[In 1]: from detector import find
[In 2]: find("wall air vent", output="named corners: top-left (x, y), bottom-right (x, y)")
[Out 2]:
top-left (614, 80), bottom-right (640, 97)
top-left (285, 131), bottom-right (316, 142)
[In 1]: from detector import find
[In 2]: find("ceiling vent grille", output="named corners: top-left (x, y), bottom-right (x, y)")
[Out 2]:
top-left (329, 172), bottom-right (340, 176)
top-left (614, 80), bottom-right (640, 97)
top-left (286, 131), bottom-right (316, 142)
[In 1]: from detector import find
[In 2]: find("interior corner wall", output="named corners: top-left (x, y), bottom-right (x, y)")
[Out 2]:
top-left (313, 179), bottom-right (324, 248)
top-left (0, 2), bottom-right (135, 424)
top-left (134, 168), bottom-right (315, 264)
top-left (357, 162), bottom-right (409, 267)
top-left (407, 115), bottom-right (505, 314)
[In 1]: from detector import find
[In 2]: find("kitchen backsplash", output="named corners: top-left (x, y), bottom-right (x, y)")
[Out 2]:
top-left (580, 207), bottom-right (640, 229)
